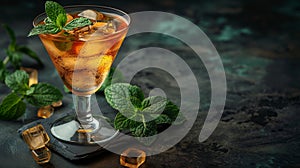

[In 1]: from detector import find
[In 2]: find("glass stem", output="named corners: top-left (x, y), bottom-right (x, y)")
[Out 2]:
top-left (73, 95), bottom-right (100, 132)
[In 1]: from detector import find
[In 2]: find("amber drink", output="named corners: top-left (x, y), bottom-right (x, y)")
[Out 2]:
top-left (37, 9), bottom-right (128, 96)
top-left (33, 5), bottom-right (130, 144)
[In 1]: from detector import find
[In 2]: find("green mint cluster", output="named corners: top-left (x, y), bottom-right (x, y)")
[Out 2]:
top-left (1, 24), bottom-right (43, 81)
top-left (0, 70), bottom-right (63, 120)
top-left (104, 83), bottom-right (185, 145)
top-left (28, 1), bottom-right (92, 36)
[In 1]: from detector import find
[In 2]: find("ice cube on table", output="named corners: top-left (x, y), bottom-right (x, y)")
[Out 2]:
top-left (37, 105), bottom-right (54, 119)
top-left (78, 9), bottom-right (104, 21)
top-left (51, 100), bottom-right (63, 107)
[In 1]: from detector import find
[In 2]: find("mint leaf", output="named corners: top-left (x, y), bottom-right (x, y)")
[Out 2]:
top-left (0, 61), bottom-right (8, 82)
top-left (114, 111), bottom-right (159, 146)
top-left (16, 46), bottom-right (43, 66)
top-left (28, 24), bottom-right (60, 36)
top-left (128, 84), bottom-right (144, 102)
top-left (63, 85), bottom-right (71, 93)
top-left (132, 121), bottom-right (157, 145)
top-left (154, 114), bottom-right (172, 124)
top-left (25, 83), bottom-right (63, 107)
top-left (44, 17), bottom-right (53, 24)
top-left (5, 49), bottom-right (22, 68)
top-left (106, 83), bottom-right (185, 145)
top-left (114, 112), bottom-right (129, 130)
top-left (130, 96), bottom-right (143, 109)
top-left (56, 13), bottom-right (67, 29)
top-left (25, 87), bottom-right (35, 96)
top-left (104, 83), bottom-right (144, 112)
top-left (45, 1), bottom-right (66, 23)
top-left (63, 17), bottom-right (92, 31)
top-left (142, 96), bottom-right (167, 114)
top-left (29, 1), bottom-right (94, 36)
top-left (114, 112), bottom-right (139, 130)
top-left (128, 85), bottom-right (144, 108)
top-left (53, 41), bottom-right (73, 51)
top-left (162, 101), bottom-right (185, 125)
top-left (5, 70), bottom-right (29, 94)
top-left (0, 93), bottom-right (26, 120)
top-left (2, 24), bottom-right (16, 50)
top-left (132, 120), bottom-right (161, 146)
top-left (2, 26), bottom-right (43, 67)
top-left (131, 121), bottom-right (157, 137)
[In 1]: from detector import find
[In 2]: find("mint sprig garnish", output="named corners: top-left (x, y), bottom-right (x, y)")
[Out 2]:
top-left (0, 70), bottom-right (63, 120)
top-left (104, 83), bottom-right (185, 145)
top-left (45, 1), bottom-right (66, 25)
top-left (28, 1), bottom-right (92, 36)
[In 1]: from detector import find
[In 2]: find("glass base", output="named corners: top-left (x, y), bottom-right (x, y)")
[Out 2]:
top-left (50, 115), bottom-right (119, 145)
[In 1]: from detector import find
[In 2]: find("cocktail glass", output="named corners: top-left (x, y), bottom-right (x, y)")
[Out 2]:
top-left (33, 5), bottom-right (130, 144)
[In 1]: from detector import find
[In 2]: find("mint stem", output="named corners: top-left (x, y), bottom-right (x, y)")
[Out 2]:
top-left (142, 114), bottom-right (146, 128)
top-left (3, 56), bottom-right (9, 65)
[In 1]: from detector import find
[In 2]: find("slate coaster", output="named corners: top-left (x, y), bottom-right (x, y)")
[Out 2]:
top-left (17, 111), bottom-right (122, 161)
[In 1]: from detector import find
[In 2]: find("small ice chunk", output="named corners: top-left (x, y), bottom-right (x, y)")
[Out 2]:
top-left (77, 20), bottom-right (117, 41)
top-left (103, 20), bottom-right (117, 34)
top-left (92, 20), bottom-right (117, 35)
top-left (78, 9), bottom-right (104, 21)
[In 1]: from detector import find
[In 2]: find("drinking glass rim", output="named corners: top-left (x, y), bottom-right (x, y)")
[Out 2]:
top-left (33, 5), bottom-right (130, 41)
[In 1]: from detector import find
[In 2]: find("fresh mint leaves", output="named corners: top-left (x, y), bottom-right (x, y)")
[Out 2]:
top-left (5, 70), bottom-right (29, 94)
top-left (0, 93), bottom-right (26, 120)
top-left (1, 24), bottom-right (43, 72)
top-left (105, 83), bottom-right (144, 113)
top-left (28, 1), bottom-right (92, 36)
top-left (104, 83), bottom-right (185, 145)
top-left (45, 1), bottom-right (66, 24)
top-left (141, 96), bottom-right (167, 114)
top-left (26, 83), bottom-right (63, 107)
top-left (28, 24), bottom-right (61, 36)
top-left (63, 17), bottom-right (93, 31)
top-left (0, 70), bottom-right (63, 120)
top-left (0, 24), bottom-right (63, 120)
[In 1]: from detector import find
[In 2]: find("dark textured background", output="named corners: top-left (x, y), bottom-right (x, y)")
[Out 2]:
top-left (0, 0), bottom-right (300, 167)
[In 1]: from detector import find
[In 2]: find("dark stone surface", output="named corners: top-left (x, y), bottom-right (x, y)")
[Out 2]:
top-left (0, 0), bottom-right (300, 167)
